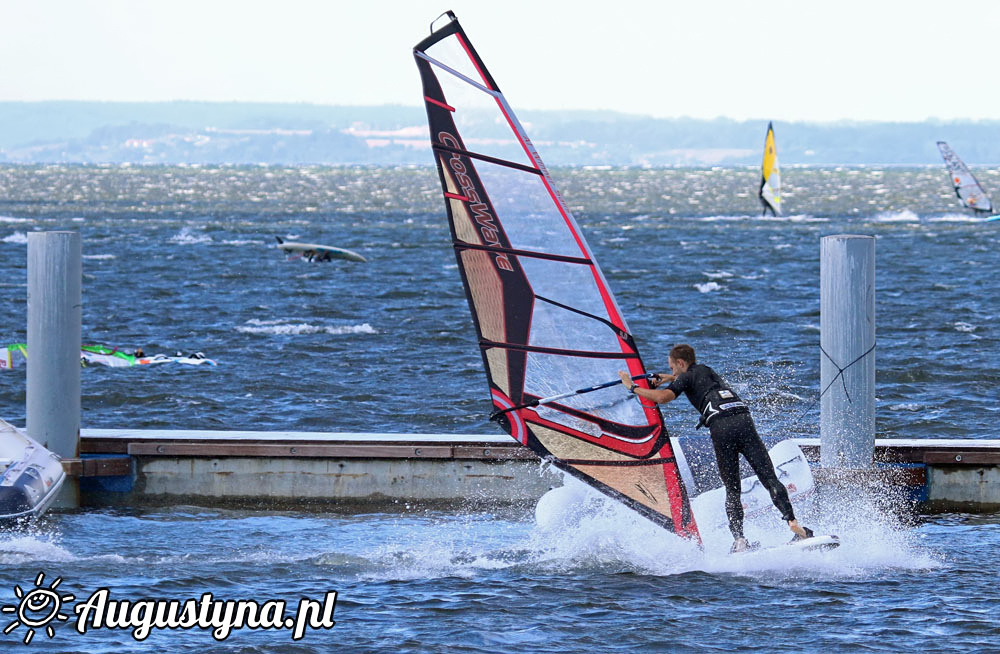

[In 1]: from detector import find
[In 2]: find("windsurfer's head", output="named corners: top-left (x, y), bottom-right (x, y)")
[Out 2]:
top-left (668, 344), bottom-right (696, 374)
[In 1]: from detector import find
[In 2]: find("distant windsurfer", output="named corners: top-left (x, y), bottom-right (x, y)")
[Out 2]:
top-left (759, 185), bottom-right (777, 217)
top-left (619, 344), bottom-right (813, 553)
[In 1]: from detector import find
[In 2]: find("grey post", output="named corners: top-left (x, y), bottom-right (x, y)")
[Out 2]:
top-left (27, 231), bottom-right (81, 507)
top-left (820, 235), bottom-right (875, 468)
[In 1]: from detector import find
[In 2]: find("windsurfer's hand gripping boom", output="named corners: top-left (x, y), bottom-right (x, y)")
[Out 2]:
top-left (648, 372), bottom-right (674, 387)
top-left (618, 370), bottom-right (679, 405)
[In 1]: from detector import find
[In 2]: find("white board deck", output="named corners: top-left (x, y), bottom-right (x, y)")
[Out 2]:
top-left (740, 533), bottom-right (840, 556)
top-left (276, 241), bottom-right (367, 262)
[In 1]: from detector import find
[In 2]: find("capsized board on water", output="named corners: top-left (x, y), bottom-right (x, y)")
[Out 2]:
top-left (275, 237), bottom-right (366, 263)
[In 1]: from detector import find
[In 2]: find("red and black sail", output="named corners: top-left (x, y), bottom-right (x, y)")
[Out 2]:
top-left (414, 12), bottom-right (698, 539)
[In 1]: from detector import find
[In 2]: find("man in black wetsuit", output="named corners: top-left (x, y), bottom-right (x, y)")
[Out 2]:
top-left (619, 344), bottom-right (812, 553)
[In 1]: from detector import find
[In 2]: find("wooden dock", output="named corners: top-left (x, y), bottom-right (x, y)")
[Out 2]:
top-left (67, 430), bottom-right (1000, 512)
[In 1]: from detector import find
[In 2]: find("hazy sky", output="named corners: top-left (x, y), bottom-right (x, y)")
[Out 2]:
top-left (2, 0), bottom-right (998, 123)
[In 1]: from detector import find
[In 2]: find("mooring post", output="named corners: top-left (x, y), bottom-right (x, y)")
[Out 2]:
top-left (27, 231), bottom-right (81, 508)
top-left (820, 234), bottom-right (875, 469)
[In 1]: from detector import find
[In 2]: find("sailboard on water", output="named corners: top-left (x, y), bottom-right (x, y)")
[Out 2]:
top-left (759, 122), bottom-right (781, 216)
top-left (413, 11), bottom-right (698, 540)
top-left (936, 141), bottom-right (1000, 220)
top-left (275, 236), bottom-right (367, 263)
top-left (1, 343), bottom-right (217, 368)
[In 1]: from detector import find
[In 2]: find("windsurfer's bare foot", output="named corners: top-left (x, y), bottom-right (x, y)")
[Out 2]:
top-left (788, 519), bottom-right (810, 539)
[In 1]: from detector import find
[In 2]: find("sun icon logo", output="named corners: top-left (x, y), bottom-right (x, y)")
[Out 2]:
top-left (2, 572), bottom-right (75, 645)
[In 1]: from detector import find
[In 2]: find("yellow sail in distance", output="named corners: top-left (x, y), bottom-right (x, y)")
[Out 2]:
top-left (759, 122), bottom-right (781, 216)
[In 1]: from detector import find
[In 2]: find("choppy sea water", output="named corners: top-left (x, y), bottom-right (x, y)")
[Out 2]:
top-left (1, 164), bottom-right (999, 651)
top-left (0, 497), bottom-right (995, 652)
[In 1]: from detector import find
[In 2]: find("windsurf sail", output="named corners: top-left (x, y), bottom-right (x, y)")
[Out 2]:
top-left (937, 141), bottom-right (994, 215)
top-left (413, 11), bottom-right (698, 540)
top-left (81, 344), bottom-right (144, 367)
top-left (0, 343), bottom-right (26, 369)
top-left (759, 122), bottom-right (781, 216)
top-left (80, 345), bottom-right (217, 367)
top-left (1, 343), bottom-right (216, 368)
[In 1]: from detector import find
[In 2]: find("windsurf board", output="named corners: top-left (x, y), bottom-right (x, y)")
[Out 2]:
top-left (275, 237), bottom-right (366, 262)
top-left (737, 533), bottom-right (840, 556)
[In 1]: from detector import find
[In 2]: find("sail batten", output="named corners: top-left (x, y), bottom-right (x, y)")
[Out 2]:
top-left (416, 50), bottom-right (497, 95)
top-left (937, 141), bottom-right (993, 214)
top-left (480, 341), bottom-right (639, 358)
top-left (432, 143), bottom-right (542, 175)
top-left (414, 12), bottom-right (698, 539)
top-left (456, 243), bottom-right (593, 265)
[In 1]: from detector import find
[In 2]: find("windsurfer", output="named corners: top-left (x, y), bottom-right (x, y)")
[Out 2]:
top-left (619, 344), bottom-right (813, 553)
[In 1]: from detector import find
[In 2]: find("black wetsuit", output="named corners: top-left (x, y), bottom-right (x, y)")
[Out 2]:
top-left (667, 363), bottom-right (795, 539)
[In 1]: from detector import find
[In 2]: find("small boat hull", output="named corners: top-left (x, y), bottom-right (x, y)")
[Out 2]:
top-left (0, 419), bottom-right (67, 527)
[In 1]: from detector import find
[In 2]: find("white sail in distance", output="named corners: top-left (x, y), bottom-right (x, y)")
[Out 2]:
top-left (937, 141), bottom-right (993, 214)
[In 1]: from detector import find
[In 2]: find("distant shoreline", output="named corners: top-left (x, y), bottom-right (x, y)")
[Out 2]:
top-left (2, 101), bottom-right (1000, 166)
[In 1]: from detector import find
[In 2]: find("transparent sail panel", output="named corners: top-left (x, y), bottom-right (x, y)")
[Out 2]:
top-left (424, 52), bottom-right (534, 168)
top-left (425, 33), bottom-right (490, 91)
top-left (526, 297), bottom-right (620, 353)
top-left (519, 257), bottom-right (611, 323)
top-left (523, 352), bottom-right (645, 426)
top-left (472, 162), bottom-right (583, 256)
top-left (958, 185), bottom-right (991, 211)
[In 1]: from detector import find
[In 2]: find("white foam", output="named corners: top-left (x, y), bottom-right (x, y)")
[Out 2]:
top-left (222, 239), bottom-right (264, 246)
top-left (525, 462), bottom-right (942, 578)
top-left (83, 254), bottom-right (116, 260)
top-left (871, 209), bottom-right (920, 223)
top-left (0, 535), bottom-right (76, 564)
top-left (236, 319), bottom-right (377, 335)
top-left (169, 228), bottom-right (212, 245)
top-left (2, 232), bottom-right (28, 244)
top-left (694, 282), bottom-right (722, 293)
top-left (311, 467), bottom-right (940, 583)
top-left (928, 213), bottom-right (986, 223)
top-left (757, 214), bottom-right (829, 223)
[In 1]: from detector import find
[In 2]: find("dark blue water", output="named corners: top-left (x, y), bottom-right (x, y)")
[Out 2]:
top-left (0, 503), bottom-right (994, 653)
top-left (1, 164), bottom-right (999, 651)
top-left (2, 165), bottom-right (998, 439)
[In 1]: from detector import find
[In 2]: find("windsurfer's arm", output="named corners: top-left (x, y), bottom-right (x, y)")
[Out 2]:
top-left (618, 371), bottom-right (677, 404)
top-left (650, 372), bottom-right (675, 388)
